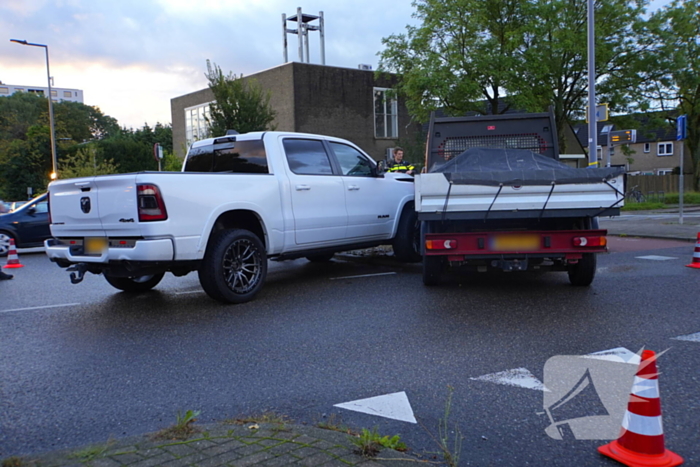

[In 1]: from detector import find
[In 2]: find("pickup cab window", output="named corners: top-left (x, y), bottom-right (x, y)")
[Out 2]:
top-left (284, 139), bottom-right (333, 175)
top-left (329, 142), bottom-right (374, 176)
top-left (184, 139), bottom-right (268, 173)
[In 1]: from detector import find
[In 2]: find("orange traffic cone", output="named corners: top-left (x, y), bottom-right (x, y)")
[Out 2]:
top-left (686, 233), bottom-right (700, 269)
top-left (3, 238), bottom-right (24, 269)
top-left (598, 350), bottom-right (683, 467)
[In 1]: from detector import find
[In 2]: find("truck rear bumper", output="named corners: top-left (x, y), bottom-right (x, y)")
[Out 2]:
top-left (44, 237), bottom-right (174, 263)
top-left (423, 229), bottom-right (608, 258)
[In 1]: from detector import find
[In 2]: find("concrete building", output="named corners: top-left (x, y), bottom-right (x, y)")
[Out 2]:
top-left (0, 82), bottom-right (83, 103)
top-left (170, 62), bottom-right (419, 160)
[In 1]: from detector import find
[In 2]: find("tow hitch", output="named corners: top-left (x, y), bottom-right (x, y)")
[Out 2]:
top-left (67, 263), bottom-right (88, 284)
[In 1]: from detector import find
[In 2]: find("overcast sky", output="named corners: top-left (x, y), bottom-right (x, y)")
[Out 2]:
top-left (2, 0), bottom-right (670, 130)
top-left (1, 0), bottom-right (418, 129)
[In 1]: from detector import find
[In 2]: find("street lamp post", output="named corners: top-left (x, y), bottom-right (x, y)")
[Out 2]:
top-left (10, 39), bottom-right (58, 180)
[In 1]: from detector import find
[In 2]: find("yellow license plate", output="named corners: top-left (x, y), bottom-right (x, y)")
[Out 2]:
top-left (491, 234), bottom-right (540, 251)
top-left (85, 237), bottom-right (107, 254)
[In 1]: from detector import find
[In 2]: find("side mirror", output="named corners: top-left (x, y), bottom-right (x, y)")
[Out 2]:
top-left (27, 206), bottom-right (36, 215)
top-left (375, 160), bottom-right (386, 178)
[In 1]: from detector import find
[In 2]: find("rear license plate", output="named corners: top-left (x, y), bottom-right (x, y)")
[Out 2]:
top-left (491, 234), bottom-right (540, 251)
top-left (85, 237), bottom-right (107, 254)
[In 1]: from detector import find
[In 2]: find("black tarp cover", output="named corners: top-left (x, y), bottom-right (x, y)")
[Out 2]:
top-left (431, 148), bottom-right (625, 186)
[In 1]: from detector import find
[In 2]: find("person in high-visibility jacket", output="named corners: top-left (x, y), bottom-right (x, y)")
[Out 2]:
top-left (387, 147), bottom-right (415, 175)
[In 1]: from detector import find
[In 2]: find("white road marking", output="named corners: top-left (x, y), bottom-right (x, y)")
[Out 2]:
top-left (0, 303), bottom-right (81, 314)
top-left (583, 347), bottom-right (641, 365)
top-left (635, 255), bottom-right (678, 261)
top-left (672, 332), bottom-right (700, 342)
top-left (329, 272), bottom-right (397, 280)
top-left (470, 368), bottom-right (548, 392)
top-left (334, 391), bottom-right (417, 423)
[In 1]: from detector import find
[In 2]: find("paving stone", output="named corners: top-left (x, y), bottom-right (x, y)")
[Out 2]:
top-left (109, 452), bottom-right (144, 464)
top-left (88, 458), bottom-right (123, 467)
top-left (234, 443), bottom-right (267, 457)
top-left (184, 439), bottom-right (219, 450)
top-left (259, 453), bottom-right (304, 466)
top-left (291, 435), bottom-right (319, 446)
top-left (160, 443), bottom-right (198, 458)
top-left (229, 450), bottom-right (276, 467)
top-left (128, 452), bottom-right (177, 467)
top-left (298, 451), bottom-right (337, 466)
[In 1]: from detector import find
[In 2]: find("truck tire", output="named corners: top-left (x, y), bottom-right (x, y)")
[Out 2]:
top-left (198, 229), bottom-right (267, 304)
top-left (423, 255), bottom-right (444, 286)
top-left (568, 253), bottom-right (596, 286)
top-left (393, 203), bottom-right (421, 263)
top-left (104, 272), bottom-right (165, 292)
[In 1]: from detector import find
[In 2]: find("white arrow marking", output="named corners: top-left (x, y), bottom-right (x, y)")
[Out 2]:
top-left (334, 391), bottom-right (417, 423)
top-left (672, 332), bottom-right (700, 342)
top-left (635, 255), bottom-right (677, 261)
top-left (583, 347), bottom-right (641, 365)
top-left (470, 368), bottom-right (548, 392)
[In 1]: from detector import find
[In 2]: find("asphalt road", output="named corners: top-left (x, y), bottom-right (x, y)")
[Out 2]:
top-left (1, 240), bottom-right (699, 466)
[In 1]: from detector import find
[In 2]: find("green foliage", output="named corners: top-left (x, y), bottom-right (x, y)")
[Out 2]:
top-left (154, 409), bottom-right (201, 441)
top-left (637, 0), bottom-right (700, 190)
top-left (59, 145), bottom-right (119, 179)
top-left (0, 92), bottom-right (172, 195)
top-left (205, 60), bottom-right (276, 137)
top-left (351, 427), bottom-right (406, 457)
top-left (378, 0), bottom-right (648, 153)
top-left (656, 191), bottom-right (700, 205)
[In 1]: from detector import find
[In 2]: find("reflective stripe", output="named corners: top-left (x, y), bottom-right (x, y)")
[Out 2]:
top-left (631, 376), bottom-right (660, 398)
top-left (621, 412), bottom-right (664, 436)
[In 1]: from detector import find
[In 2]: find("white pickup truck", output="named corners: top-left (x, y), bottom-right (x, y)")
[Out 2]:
top-left (45, 131), bottom-right (420, 303)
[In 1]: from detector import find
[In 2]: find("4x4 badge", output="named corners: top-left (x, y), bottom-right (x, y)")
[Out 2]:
top-left (80, 197), bottom-right (91, 214)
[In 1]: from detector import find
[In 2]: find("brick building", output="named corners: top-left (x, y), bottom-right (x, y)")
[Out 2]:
top-left (170, 62), bottom-right (420, 160)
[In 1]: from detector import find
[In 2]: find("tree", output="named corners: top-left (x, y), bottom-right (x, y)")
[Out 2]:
top-left (378, 0), bottom-right (526, 122)
top-left (378, 0), bottom-right (649, 152)
top-left (636, 0), bottom-right (700, 190)
top-left (58, 145), bottom-right (119, 179)
top-left (204, 60), bottom-right (276, 137)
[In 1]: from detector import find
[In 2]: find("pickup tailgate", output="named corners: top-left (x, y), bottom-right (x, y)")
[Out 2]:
top-left (49, 175), bottom-right (142, 237)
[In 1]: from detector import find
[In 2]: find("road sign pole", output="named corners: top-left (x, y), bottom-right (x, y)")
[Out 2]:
top-left (677, 115), bottom-right (687, 225)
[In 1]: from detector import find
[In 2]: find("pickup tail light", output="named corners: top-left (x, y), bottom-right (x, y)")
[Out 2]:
top-left (426, 239), bottom-right (457, 250)
top-left (137, 184), bottom-right (168, 222)
top-left (573, 236), bottom-right (606, 247)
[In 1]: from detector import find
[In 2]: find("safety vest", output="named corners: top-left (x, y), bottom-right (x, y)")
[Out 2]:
top-left (388, 162), bottom-right (415, 173)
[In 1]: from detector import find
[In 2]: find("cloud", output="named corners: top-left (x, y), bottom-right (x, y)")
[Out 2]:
top-left (0, 0), bottom-right (417, 128)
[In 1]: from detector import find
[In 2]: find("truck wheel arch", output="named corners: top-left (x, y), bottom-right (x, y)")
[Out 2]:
top-left (206, 210), bottom-right (267, 252)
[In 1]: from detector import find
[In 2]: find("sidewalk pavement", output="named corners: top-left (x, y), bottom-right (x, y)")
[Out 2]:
top-left (3, 422), bottom-right (425, 467)
top-left (599, 206), bottom-right (700, 242)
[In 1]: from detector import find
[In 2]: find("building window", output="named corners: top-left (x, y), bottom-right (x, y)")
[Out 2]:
top-left (657, 168), bottom-right (673, 175)
top-left (0, 87), bottom-right (8, 94)
top-left (657, 142), bottom-right (673, 156)
top-left (63, 91), bottom-right (72, 98)
top-left (51, 90), bottom-right (57, 97)
top-left (185, 102), bottom-right (213, 147)
top-left (374, 88), bottom-right (398, 138)
top-left (643, 143), bottom-right (650, 153)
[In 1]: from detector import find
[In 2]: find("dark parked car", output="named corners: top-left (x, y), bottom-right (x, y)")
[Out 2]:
top-left (0, 193), bottom-right (50, 256)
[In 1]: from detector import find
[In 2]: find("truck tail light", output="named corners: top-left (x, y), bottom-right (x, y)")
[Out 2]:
top-left (573, 236), bottom-right (606, 247)
top-left (137, 184), bottom-right (168, 222)
top-left (426, 239), bottom-right (457, 250)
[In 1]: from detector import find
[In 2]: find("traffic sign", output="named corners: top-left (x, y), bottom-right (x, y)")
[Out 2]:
top-left (586, 104), bottom-right (609, 123)
top-left (677, 115), bottom-right (687, 141)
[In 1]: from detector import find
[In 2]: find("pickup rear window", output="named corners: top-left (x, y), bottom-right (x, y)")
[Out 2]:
top-left (184, 139), bottom-right (268, 173)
